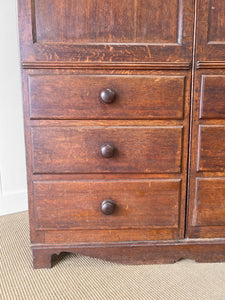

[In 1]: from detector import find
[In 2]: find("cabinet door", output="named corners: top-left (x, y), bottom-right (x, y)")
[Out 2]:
top-left (196, 0), bottom-right (225, 63)
top-left (18, 0), bottom-right (194, 64)
top-left (188, 0), bottom-right (225, 238)
top-left (187, 70), bottom-right (225, 238)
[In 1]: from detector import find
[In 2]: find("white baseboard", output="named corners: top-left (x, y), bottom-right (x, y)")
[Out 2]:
top-left (0, 190), bottom-right (28, 216)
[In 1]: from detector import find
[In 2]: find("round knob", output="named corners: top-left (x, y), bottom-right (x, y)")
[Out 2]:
top-left (101, 199), bottom-right (116, 215)
top-left (100, 89), bottom-right (116, 104)
top-left (100, 143), bottom-right (115, 158)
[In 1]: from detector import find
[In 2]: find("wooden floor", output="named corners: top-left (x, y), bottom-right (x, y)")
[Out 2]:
top-left (1, 211), bottom-right (225, 300)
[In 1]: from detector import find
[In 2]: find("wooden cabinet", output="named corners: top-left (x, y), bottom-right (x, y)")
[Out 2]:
top-left (17, 0), bottom-right (225, 268)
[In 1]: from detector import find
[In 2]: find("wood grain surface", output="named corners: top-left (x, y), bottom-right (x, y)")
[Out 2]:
top-left (31, 126), bottom-right (183, 174)
top-left (29, 75), bottom-right (185, 120)
top-left (17, 0), bottom-right (194, 62)
top-left (33, 179), bottom-right (180, 230)
top-left (199, 75), bottom-right (225, 119)
top-left (192, 178), bottom-right (225, 227)
top-left (197, 126), bottom-right (225, 172)
top-left (17, 0), bottom-right (225, 268)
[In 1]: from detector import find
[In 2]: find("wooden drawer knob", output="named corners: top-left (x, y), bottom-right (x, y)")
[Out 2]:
top-left (100, 143), bottom-right (115, 158)
top-left (100, 89), bottom-right (116, 104)
top-left (101, 199), bottom-right (116, 215)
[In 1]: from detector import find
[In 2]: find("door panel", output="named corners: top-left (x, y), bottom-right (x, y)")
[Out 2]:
top-left (35, 0), bottom-right (180, 44)
top-left (35, 0), bottom-right (135, 43)
top-left (208, 0), bottom-right (225, 44)
top-left (18, 0), bottom-right (194, 63)
top-left (196, 0), bottom-right (225, 62)
top-left (188, 70), bottom-right (225, 239)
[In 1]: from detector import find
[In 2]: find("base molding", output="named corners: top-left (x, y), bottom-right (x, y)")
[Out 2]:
top-left (31, 240), bottom-right (225, 269)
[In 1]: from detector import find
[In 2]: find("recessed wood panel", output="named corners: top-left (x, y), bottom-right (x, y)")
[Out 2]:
top-left (18, 0), bottom-right (194, 62)
top-left (196, 0), bottom-right (225, 61)
top-left (208, 0), bottom-right (225, 43)
top-left (31, 126), bottom-right (183, 174)
top-left (35, 0), bottom-right (134, 43)
top-left (193, 179), bottom-right (225, 227)
top-left (34, 180), bottom-right (180, 230)
top-left (29, 75), bottom-right (185, 120)
top-left (200, 76), bottom-right (225, 119)
top-left (131, 0), bottom-right (181, 44)
top-left (34, 0), bottom-right (180, 44)
top-left (197, 126), bottom-right (225, 172)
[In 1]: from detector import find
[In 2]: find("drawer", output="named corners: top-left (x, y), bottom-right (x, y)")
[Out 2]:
top-left (28, 75), bottom-right (185, 120)
top-left (31, 126), bottom-right (183, 174)
top-left (193, 179), bottom-right (225, 227)
top-left (33, 180), bottom-right (180, 230)
top-left (200, 75), bottom-right (225, 119)
top-left (197, 125), bottom-right (225, 172)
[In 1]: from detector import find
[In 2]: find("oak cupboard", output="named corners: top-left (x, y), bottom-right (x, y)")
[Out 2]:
top-left (17, 0), bottom-right (225, 268)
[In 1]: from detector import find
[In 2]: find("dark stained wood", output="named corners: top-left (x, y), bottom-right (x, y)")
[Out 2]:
top-left (35, 0), bottom-right (135, 43)
top-left (31, 241), bottom-right (225, 269)
top-left (197, 125), bottom-right (225, 172)
top-left (197, 61), bottom-right (225, 69)
top-left (22, 61), bottom-right (192, 70)
top-left (33, 179), bottom-right (180, 230)
top-left (196, 0), bottom-right (225, 61)
top-left (44, 228), bottom-right (178, 244)
top-left (192, 178), bottom-right (225, 227)
top-left (17, 0), bottom-right (225, 268)
top-left (31, 126), bottom-right (183, 174)
top-left (187, 69), bottom-right (225, 240)
top-left (187, 226), bottom-right (225, 239)
top-left (32, 248), bottom-right (52, 269)
top-left (28, 75), bottom-right (185, 120)
top-left (34, 0), bottom-right (180, 44)
top-left (22, 68), bottom-right (191, 248)
top-left (135, 0), bottom-right (181, 44)
top-left (208, 0), bottom-right (225, 44)
top-left (199, 75), bottom-right (225, 119)
top-left (17, 0), bottom-right (194, 62)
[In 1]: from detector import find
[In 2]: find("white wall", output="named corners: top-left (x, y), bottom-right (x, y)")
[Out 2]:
top-left (0, 0), bottom-right (28, 215)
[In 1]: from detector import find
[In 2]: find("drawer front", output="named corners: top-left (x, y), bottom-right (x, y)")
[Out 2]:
top-left (29, 75), bottom-right (185, 120)
top-left (33, 180), bottom-right (180, 230)
top-left (193, 179), bottom-right (225, 227)
top-left (197, 126), bottom-right (225, 172)
top-left (31, 126), bottom-right (183, 174)
top-left (200, 75), bottom-right (225, 119)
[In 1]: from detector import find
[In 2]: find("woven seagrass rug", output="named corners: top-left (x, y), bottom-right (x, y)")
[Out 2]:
top-left (1, 211), bottom-right (225, 300)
